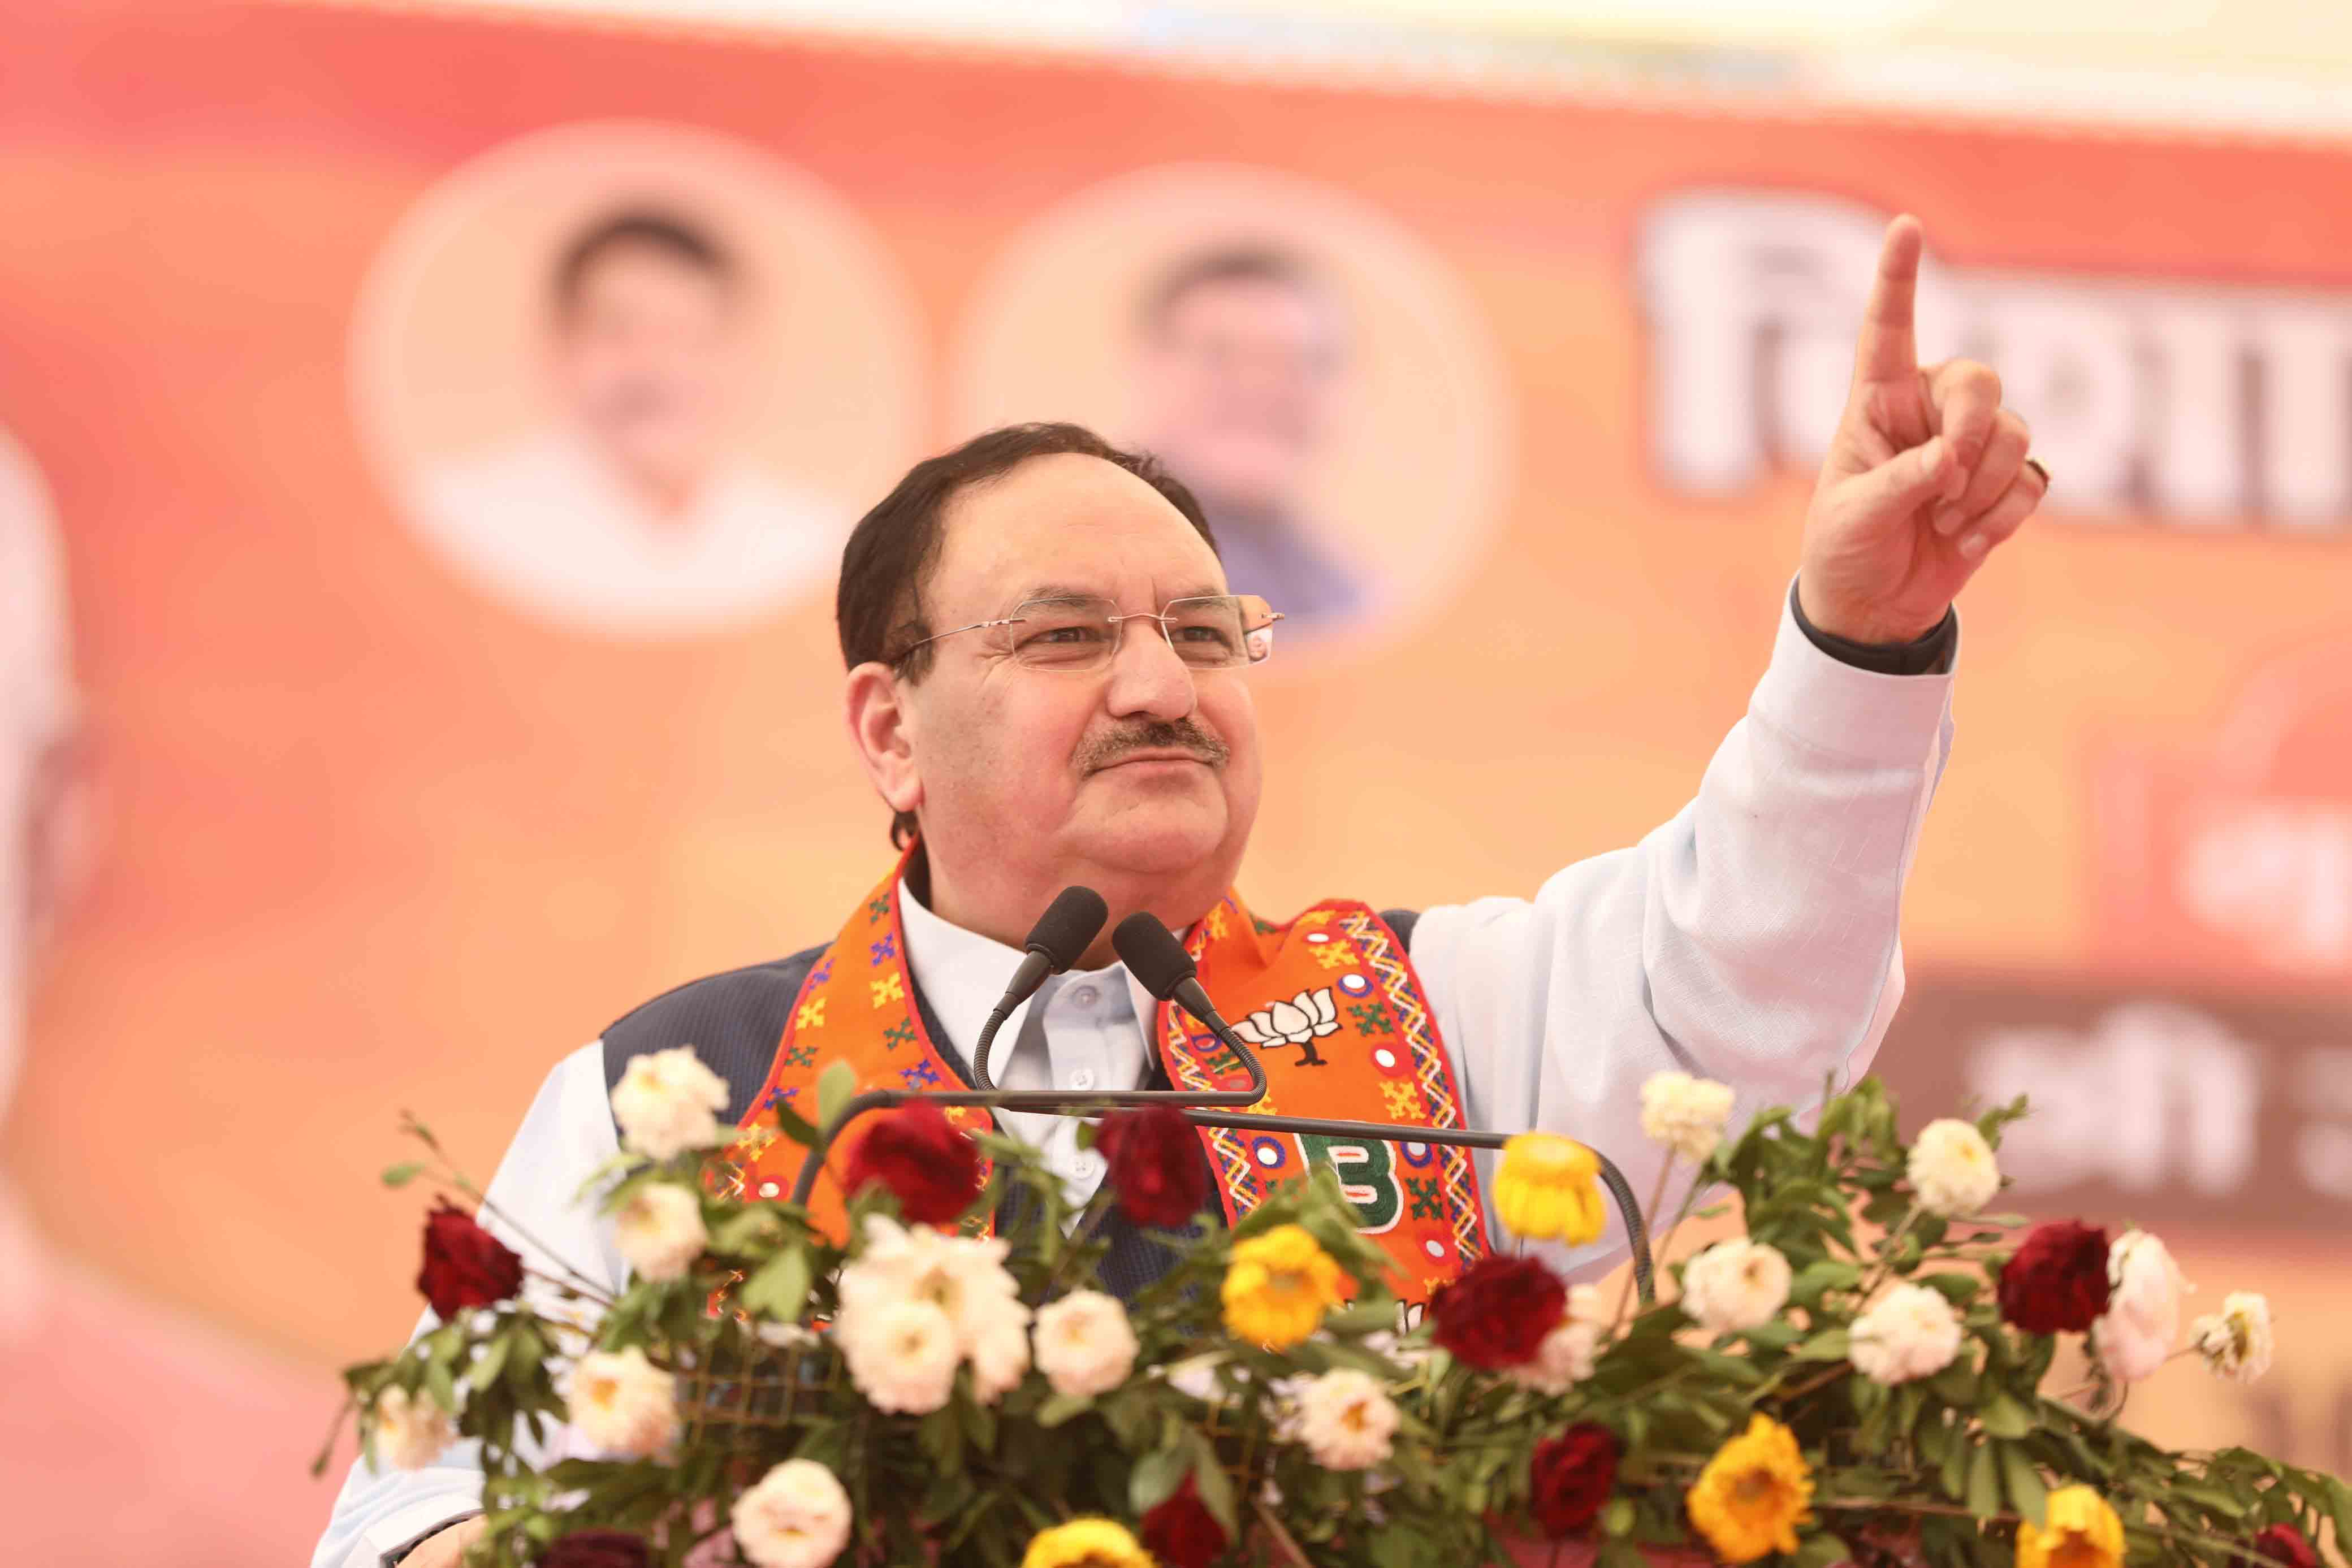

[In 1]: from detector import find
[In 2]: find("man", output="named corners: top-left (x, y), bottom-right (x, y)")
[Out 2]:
top-left (0, 428), bottom-right (327, 1565)
top-left (318, 218), bottom-right (2045, 1567)
top-left (1128, 243), bottom-right (1369, 638)
top-left (415, 208), bottom-right (838, 638)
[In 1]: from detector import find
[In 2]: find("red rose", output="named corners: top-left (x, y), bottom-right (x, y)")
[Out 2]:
top-left (541, 1531), bottom-right (650, 1568)
top-left (842, 1100), bottom-right (984, 1225)
top-left (1097, 1104), bottom-right (1209, 1229)
top-left (2254, 1525), bottom-right (2320, 1568)
top-left (1530, 1423), bottom-right (1620, 1537)
top-left (416, 1201), bottom-right (524, 1321)
top-left (1141, 1473), bottom-right (1228, 1568)
top-left (1429, 1254), bottom-right (1567, 1370)
top-left (1996, 1220), bottom-right (2111, 1335)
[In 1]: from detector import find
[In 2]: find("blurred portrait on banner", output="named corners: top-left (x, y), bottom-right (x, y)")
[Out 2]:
top-left (351, 120), bottom-right (926, 639)
top-left (952, 163), bottom-right (1511, 652)
top-left (0, 428), bottom-right (322, 1564)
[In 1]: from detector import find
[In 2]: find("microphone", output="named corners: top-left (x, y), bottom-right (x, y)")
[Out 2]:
top-left (969, 886), bottom-right (1109, 1090)
top-left (786, 905), bottom-right (1654, 1301)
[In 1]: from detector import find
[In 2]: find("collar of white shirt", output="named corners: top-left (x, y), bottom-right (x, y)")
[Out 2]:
top-left (893, 878), bottom-right (1163, 1086)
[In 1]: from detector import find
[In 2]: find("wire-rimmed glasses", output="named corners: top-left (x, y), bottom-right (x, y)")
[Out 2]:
top-left (903, 593), bottom-right (1282, 673)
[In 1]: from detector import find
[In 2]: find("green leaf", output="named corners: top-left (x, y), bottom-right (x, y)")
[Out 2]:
top-left (1788, 1259), bottom-right (1862, 1305)
top-left (1789, 1534), bottom-right (1852, 1568)
top-left (816, 1061), bottom-right (858, 1133)
top-left (1129, 1448), bottom-right (1190, 1516)
top-left (1035, 1392), bottom-right (1094, 1429)
top-left (465, 1333), bottom-right (512, 1394)
top-left (1916, 1273), bottom-right (1978, 1303)
top-left (739, 1246), bottom-right (813, 1324)
top-left (1793, 1328), bottom-right (1851, 1362)
top-left (1930, 1361), bottom-right (1978, 1405)
top-left (1965, 1445), bottom-right (2002, 1521)
top-left (1601, 1498), bottom-right (1636, 1539)
top-left (1979, 1393), bottom-right (2034, 1440)
top-left (381, 1162), bottom-right (425, 1188)
top-left (2000, 1444), bottom-right (2048, 1527)
top-left (769, 1095), bottom-right (820, 1149)
top-left (1186, 1435), bottom-right (1240, 1537)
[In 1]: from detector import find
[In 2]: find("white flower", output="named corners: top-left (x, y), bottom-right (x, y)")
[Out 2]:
top-left (610, 1046), bottom-right (730, 1161)
top-left (1567, 1283), bottom-right (1610, 1329)
top-left (1510, 1318), bottom-right (1602, 1396)
top-left (568, 1346), bottom-right (680, 1458)
top-left (2092, 1230), bottom-right (2189, 1385)
top-left (1295, 1368), bottom-right (1398, 1470)
top-left (731, 1457), bottom-right (854, 1568)
top-left (1161, 1354), bottom-right (1233, 1405)
top-left (370, 1384), bottom-right (457, 1471)
top-left (2192, 1292), bottom-right (2273, 1384)
top-left (1849, 1284), bottom-right (1964, 1385)
top-left (613, 1182), bottom-right (709, 1283)
top-left (837, 1215), bottom-right (1032, 1405)
top-left (1679, 1239), bottom-right (1791, 1335)
top-left (964, 1297), bottom-right (1034, 1404)
top-left (840, 1298), bottom-right (959, 1414)
top-left (1639, 1072), bottom-right (1736, 1164)
top-left (1906, 1119), bottom-right (2001, 1218)
top-left (1034, 1290), bottom-right (1140, 1399)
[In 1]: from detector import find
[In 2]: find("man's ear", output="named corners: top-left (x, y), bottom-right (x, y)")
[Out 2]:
top-left (843, 662), bottom-right (922, 820)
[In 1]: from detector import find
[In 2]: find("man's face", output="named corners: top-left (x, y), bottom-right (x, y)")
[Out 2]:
top-left (895, 453), bottom-right (1264, 900)
top-left (1135, 275), bottom-right (1348, 516)
top-left (549, 241), bottom-right (741, 510)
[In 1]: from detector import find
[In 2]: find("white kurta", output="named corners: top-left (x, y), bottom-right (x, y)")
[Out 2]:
top-left (314, 592), bottom-right (1955, 1566)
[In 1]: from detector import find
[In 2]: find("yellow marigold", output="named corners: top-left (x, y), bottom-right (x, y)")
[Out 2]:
top-left (1494, 1133), bottom-right (1606, 1245)
top-left (1686, 1414), bottom-right (1815, 1563)
top-left (1021, 1517), bottom-right (1154, 1568)
top-left (1221, 1224), bottom-right (1348, 1349)
top-left (2016, 1486), bottom-right (2124, 1568)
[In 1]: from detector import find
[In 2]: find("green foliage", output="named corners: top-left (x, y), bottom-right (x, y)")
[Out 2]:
top-left (335, 1077), bottom-right (2337, 1568)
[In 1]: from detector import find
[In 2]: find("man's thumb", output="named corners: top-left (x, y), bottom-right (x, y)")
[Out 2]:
top-left (1847, 436), bottom-right (1957, 520)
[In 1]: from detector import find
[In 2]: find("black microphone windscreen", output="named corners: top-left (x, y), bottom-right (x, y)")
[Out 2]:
top-left (1112, 911), bottom-right (1197, 1000)
top-left (1026, 886), bottom-right (1110, 973)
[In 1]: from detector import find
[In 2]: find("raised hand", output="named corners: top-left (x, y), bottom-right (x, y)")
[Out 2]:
top-left (1796, 215), bottom-right (2046, 647)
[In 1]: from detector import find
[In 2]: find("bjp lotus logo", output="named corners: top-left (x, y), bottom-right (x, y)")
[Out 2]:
top-left (1229, 987), bottom-right (1341, 1067)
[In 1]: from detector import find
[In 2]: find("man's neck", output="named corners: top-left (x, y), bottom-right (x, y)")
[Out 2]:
top-left (915, 850), bottom-right (1223, 969)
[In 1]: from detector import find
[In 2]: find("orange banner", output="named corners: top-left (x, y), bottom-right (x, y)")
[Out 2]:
top-left (2, 3), bottom-right (2347, 1552)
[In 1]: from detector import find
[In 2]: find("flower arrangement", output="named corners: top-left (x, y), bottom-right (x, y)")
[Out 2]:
top-left (332, 1056), bottom-right (2348, 1568)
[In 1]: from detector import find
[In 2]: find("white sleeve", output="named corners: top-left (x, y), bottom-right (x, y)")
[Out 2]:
top-left (1410, 594), bottom-right (1955, 1277)
top-left (311, 1042), bottom-right (625, 1568)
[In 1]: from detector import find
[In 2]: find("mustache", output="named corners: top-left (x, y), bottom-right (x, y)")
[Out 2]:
top-left (1075, 719), bottom-right (1231, 774)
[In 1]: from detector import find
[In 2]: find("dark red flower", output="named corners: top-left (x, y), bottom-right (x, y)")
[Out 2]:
top-left (2253, 1525), bottom-right (2319, 1568)
top-left (1429, 1254), bottom-right (1567, 1370)
top-left (541, 1531), bottom-right (650, 1568)
top-left (1530, 1423), bottom-right (1621, 1537)
top-left (1996, 1220), bottom-right (2112, 1335)
top-left (1141, 1473), bottom-right (1229, 1568)
top-left (416, 1201), bottom-right (524, 1321)
top-left (841, 1100), bottom-right (984, 1225)
top-left (1097, 1104), bottom-right (1210, 1229)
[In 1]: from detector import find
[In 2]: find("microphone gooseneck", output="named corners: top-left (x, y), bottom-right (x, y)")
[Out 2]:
top-left (971, 886), bottom-right (1110, 1090)
top-left (787, 904), bottom-right (1655, 1303)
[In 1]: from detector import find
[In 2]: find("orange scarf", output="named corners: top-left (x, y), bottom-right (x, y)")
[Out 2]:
top-left (723, 857), bottom-right (1489, 1301)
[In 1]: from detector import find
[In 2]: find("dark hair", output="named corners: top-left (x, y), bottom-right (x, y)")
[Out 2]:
top-left (1137, 242), bottom-right (1324, 333)
top-left (835, 422), bottom-right (1218, 847)
top-left (552, 208), bottom-right (734, 313)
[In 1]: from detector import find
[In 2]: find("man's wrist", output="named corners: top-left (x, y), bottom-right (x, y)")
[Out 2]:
top-left (1788, 581), bottom-right (1956, 677)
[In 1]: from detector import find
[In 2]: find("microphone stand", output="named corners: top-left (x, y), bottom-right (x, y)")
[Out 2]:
top-left (784, 1064), bottom-right (1655, 1306)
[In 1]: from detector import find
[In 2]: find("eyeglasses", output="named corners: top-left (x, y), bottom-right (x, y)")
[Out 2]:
top-left (903, 593), bottom-right (1283, 673)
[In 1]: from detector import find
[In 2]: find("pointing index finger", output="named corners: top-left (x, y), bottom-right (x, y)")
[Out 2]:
top-left (1852, 214), bottom-right (1925, 391)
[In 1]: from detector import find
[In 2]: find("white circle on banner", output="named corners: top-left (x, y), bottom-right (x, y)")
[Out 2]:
top-left (949, 162), bottom-right (1511, 660)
